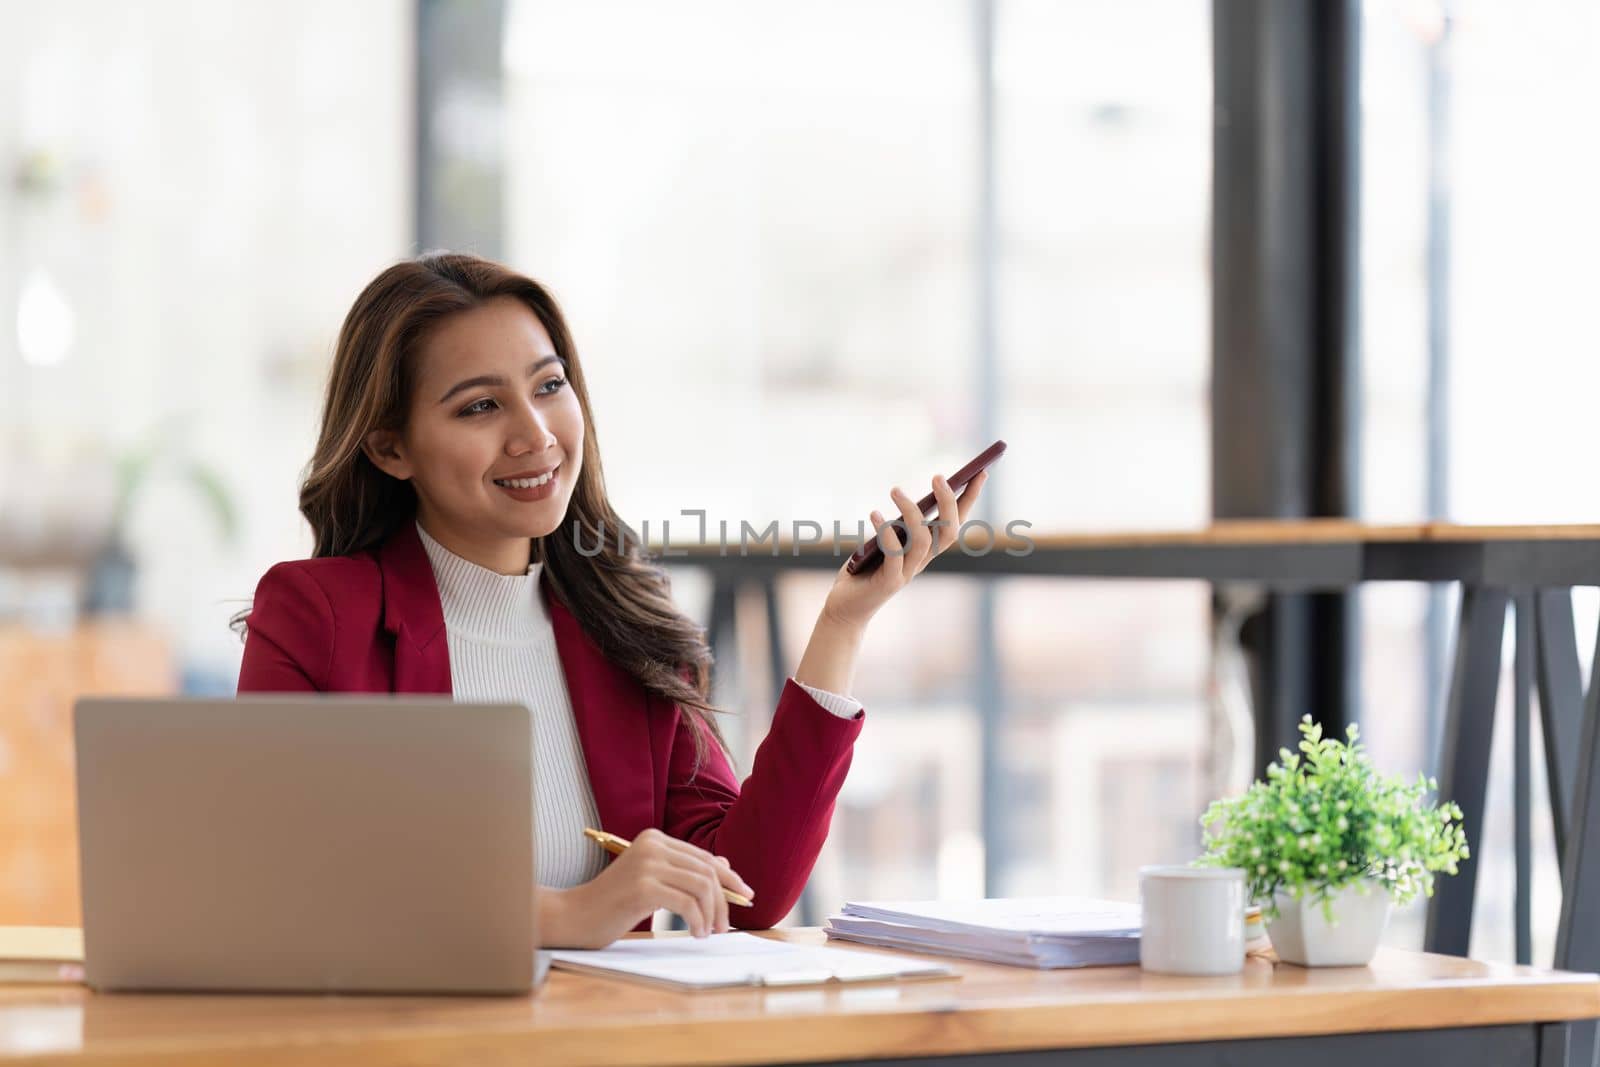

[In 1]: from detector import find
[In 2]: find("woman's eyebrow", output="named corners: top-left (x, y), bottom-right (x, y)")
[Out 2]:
top-left (437, 354), bottom-right (564, 404)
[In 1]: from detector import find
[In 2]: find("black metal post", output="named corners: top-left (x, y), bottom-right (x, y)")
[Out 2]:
top-left (706, 576), bottom-right (738, 705)
top-left (1426, 586), bottom-right (1508, 956)
top-left (1553, 614), bottom-right (1600, 1067)
top-left (1212, 0), bottom-right (1363, 769)
top-left (415, 0), bottom-right (506, 255)
top-left (1514, 592), bottom-right (1533, 965)
top-left (1537, 589), bottom-right (1587, 866)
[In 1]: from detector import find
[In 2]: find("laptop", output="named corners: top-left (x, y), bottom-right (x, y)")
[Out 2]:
top-left (73, 695), bottom-right (540, 994)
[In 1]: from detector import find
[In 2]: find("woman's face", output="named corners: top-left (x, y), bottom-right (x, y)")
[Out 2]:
top-left (363, 296), bottom-right (585, 574)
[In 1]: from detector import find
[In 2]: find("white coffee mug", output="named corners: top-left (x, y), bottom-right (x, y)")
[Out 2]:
top-left (1138, 865), bottom-right (1246, 976)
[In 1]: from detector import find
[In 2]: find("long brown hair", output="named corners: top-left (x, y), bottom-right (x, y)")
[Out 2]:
top-left (236, 253), bottom-right (724, 758)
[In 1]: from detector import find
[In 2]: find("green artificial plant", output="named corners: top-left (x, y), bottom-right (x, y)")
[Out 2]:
top-left (1197, 715), bottom-right (1470, 920)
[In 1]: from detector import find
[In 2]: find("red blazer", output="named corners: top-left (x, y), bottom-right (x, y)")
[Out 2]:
top-left (236, 522), bottom-right (864, 929)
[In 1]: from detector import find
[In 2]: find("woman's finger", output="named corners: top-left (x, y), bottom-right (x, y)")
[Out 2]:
top-left (657, 838), bottom-right (754, 904)
top-left (644, 831), bottom-right (755, 898)
top-left (714, 855), bottom-right (754, 901)
top-left (653, 833), bottom-right (713, 866)
top-left (671, 859), bottom-right (722, 937)
top-left (890, 486), bottom-right (933, 575)
top-left (955, 469), bottom-right (987, 526)
top-left (870, 508), bottom-right (904, 569)
top-left (715, 855), bottom-right (742, 926)
top-left (655, 859), bottom-right (718, 936)
top-left (692, 863), bottom-right (720, 937)
top-left (929, 474), bottom-right (960, 558)
top-left (657, 837), bottom-right (752, 889)
top-left (658, 885), bottom-right (712, 938)
top-left (712, 867), bottom-right (731, 933)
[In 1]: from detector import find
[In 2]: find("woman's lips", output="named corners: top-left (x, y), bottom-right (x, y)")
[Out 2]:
top-left (493, 468), bottom-right (559, 502)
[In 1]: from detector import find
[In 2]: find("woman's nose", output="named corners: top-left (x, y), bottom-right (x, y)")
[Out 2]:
top-left (507, 404), bottom-right (557, 455)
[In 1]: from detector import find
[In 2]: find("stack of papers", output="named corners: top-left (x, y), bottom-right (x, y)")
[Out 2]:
top-left (824, 896), bottom-right (1141, 969)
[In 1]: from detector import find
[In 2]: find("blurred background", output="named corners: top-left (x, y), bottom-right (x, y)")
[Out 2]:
top-left (1, 0), bottom-right (1597, 969)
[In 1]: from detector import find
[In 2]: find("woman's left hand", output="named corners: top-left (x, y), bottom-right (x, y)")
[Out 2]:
top-left (821, 469), bottom-right (988, 631)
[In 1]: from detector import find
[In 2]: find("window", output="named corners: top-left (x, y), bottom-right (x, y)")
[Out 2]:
top-left (505, 0), bottom-right (1211, 915)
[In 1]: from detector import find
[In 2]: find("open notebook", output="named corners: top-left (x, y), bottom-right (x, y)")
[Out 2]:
top-left (548, 932), bottom-right (957, 990)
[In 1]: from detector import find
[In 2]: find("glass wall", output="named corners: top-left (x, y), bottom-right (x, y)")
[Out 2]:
top-left (990, 0), bottom-right (1210, 902)
top-left (0, 0), bottom-right (411, 922)
top-left (504, 0), bottom-right (1212, 913)
top-left (1361, 0), bottom-right (1600, 964)
top-left (1, 0), bottom-right (411, 680)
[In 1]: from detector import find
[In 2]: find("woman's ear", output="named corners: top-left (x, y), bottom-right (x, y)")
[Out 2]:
top-left (362, 429), bottom-right (414, 481)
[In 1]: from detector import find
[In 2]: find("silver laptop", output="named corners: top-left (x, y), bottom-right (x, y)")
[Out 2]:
top-left (74, 696), bottom-right (539, 994)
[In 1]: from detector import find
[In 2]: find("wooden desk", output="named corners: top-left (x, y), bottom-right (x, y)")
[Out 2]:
top-left (0, 930), bottom-right (1596, 1066)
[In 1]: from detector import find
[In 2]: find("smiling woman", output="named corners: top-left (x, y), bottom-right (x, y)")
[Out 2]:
top-left (231, 252), bottom-right (986, 949)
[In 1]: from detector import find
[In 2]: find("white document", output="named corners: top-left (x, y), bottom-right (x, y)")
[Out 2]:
top-left (840, 896), bottom-right (1139, 937)
top-left (548, 932), bottom-right (956, 990)
top-left (824, 896), bottom-right (1141, 969)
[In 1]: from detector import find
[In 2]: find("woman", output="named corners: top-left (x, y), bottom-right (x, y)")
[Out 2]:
top-left (236, 252), bottom-right (986, 949)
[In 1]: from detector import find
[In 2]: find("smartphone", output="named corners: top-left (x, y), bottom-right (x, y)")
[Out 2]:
top-left (844, 439), bottom-right (1007, 576)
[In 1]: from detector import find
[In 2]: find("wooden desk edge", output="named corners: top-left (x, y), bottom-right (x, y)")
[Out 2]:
top-left (35, 984), bottom-right (1600, 1067)
top-left (524, 980), bottom-right (1600, 1067)
top-left (12, 946), bottom-right (1599, 1067)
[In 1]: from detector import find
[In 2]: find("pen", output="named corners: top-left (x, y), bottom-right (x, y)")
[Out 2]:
top-left (582, 827), bottom-right (755, 908)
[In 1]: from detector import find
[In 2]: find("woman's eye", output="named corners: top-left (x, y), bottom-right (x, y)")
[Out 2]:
top-left (459, 378), bottom-right (564, 416)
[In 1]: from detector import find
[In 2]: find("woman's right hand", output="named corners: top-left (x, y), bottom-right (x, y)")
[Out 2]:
top-left (540, 828), bottom-right (756, 949)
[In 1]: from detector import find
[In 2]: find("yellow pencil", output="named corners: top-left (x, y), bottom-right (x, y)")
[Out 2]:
top-left (582, 827), bottom-right (754, 908)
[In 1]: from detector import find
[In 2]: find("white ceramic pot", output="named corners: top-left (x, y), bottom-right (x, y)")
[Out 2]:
top-left (1266, 881), bottom-right (1391, 967)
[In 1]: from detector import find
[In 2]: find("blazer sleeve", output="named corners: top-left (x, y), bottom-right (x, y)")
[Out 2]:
top-left (237, 563), bottom-right (336, 693)
top-left (661, 680), bottom-right (864, 929)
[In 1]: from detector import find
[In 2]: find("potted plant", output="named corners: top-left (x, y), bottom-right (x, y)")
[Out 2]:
top-left (82, 423), bottom-right (238, 615)
top-left (1196, 715), bottom-right (1469, 967)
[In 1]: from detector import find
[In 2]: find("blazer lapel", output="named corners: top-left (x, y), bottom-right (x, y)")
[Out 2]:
top-left (377, 522), bottom-right (452, 695)
top-left (543, 578), bottom-right (657, 840)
